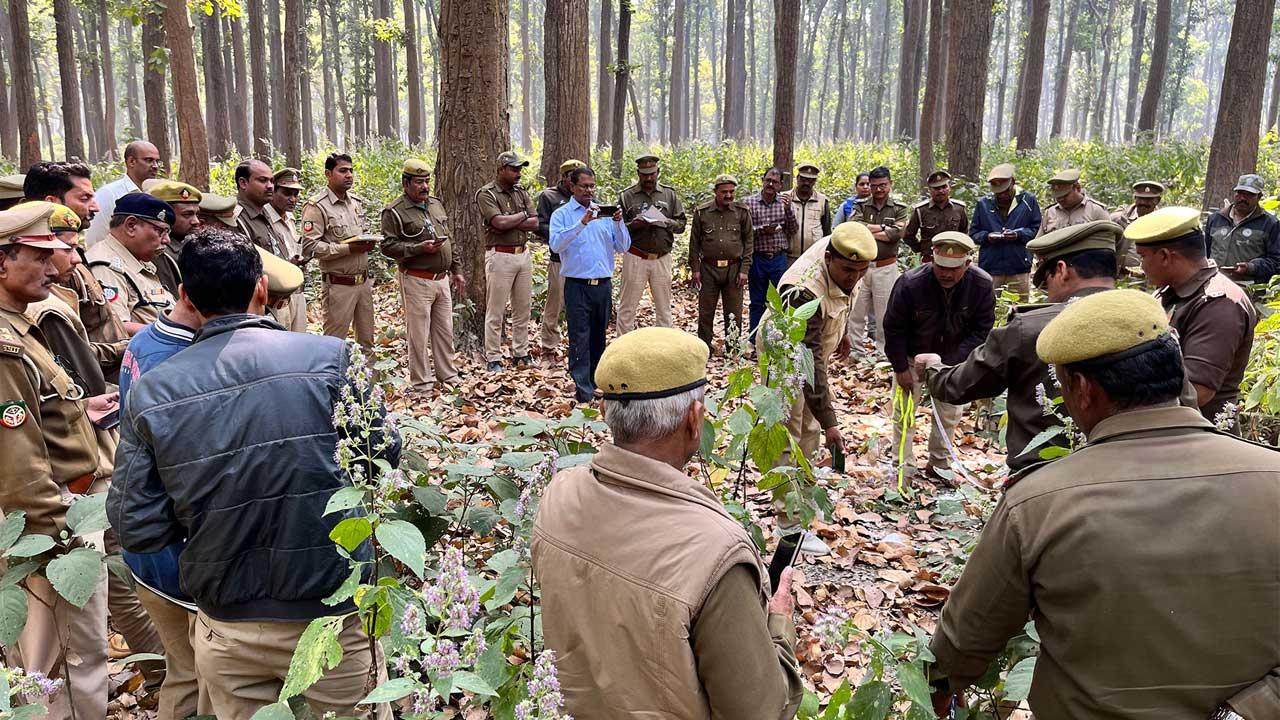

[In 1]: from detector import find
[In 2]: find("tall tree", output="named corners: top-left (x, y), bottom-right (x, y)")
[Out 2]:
top-left (52, 0), bottom-right (86, 159)
top-left (406, 0), bottom-right (426, 145)
top-left (894, 0), bottom-right (925, 139)
top-left (1204, 0), bottom-right (1277, 208)
top-left (721, 0), bottom-right (746, 139)
top-left (120, 18), bottom-right (144, 138)
top-left (993, 0), bottom-right (1013, 141)
top-left (141, 10), bottom-right (172, 172)
top-left (1123, 0), bottom-right (1147, 140)
top-left (373, 0), bottom-right (395, 137)
top-left (248, 0), bottom-right (271, 155)
top-left (320, 1), bottom-right (337, 143)
top-left (202, 8), bottom-right (233, 158)
top-left (268, 0), bottom-right (286, 146)
top-left (539, 0), bottom-right (590, 183)
top-left (0, 9), bottom-right (14, 160)
top-left (436, 0), bottom-right (509, 339)
top-left (610, 0), bottom-right (633, 173)
top-left (283, 0), bottom-right (303, 167)
top-left (1136, 0), bottom-right (1171, 140)
top-left (1013, 0), bottom-right (1049, 149)
top-left (772, 0), bottom-right (799, 178)
top-left (228, 15), bottom-right (251, 153)
top-left (75, 6), bottom-right (105, 159)
top-left (668, 0), bottom-right (687, 143)
top-left (691, 0), bottom-right (702, 139)
top-left (518, 0), bottom-right (531, 149)
top-left (1088, 0), bottom-right (1116, 140)
top-left (299, 8), bottom-right (316, 152)
top-left (944, 0), bottom-right (993, 179)
top-left (7, 0), bottom-right (39, 165)
top-left (1267, 56), bottom-right (1280, 132)
top-left (95, 0), bottom-right (116, 156)
top-left (163, 0), bottom-right (209, 187)
top-left (1049, 0), bottom-right (1079, 138)
top-left (918, 0), bottom-right (944, 178)
top-left (597, 0), bottom-right (614, 147)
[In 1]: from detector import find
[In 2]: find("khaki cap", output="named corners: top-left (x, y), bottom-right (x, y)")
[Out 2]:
top-left (142, 179), bottom-right (203, 204)
top-left (829, 222), bottom-right (876, 262)
top-left (47, 203), bottom-right (82, 233)
top-left (0, 174), bottom-right (25, 201)
top-left (0, 202), bottom-right (69, 249)
top-left (987, 163), bottom-right (1015, 193)
top-left (1131, 180), bottom-right (1165, 198)
top-left (1026, 220), bottom-right (1121, 262)
top-left (595, 326), bottom-right (709, 401)
top-left (712, 174), bottom-right (738, 189)
top-left (926, 169), bottom-right (953, 189)
top-left (199, 192), bottom-right (241, 227)
top-left (1037, 289), bottom-right (1169, 365)
top-left (1048, 169), bottom-right (1081, 199)
top-left (497, 150), bottom-right (529, 168)
top-left (256, 246), bottom-right (304, 297)
top-left (274, 167), bottom-right (304, 190)
top-left (1123, 206), bottom-right (1202, 246)
top-left (931, 231), bottom-right (975, 268)
top-left (559, 159), bottom-right (586, 174)
top-left (635, 154), bottom-right (660, 173)
top-left (401, 159), bottom-right (431, 178)
top-left (796, 163), bottom-right (821, 180)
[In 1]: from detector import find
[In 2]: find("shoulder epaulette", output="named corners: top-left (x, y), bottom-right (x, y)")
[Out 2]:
top-left (952, 199), bottom-right (968, 208)
top-left (0, 325), bottom-right (23, 357)
top-left (1004, 458), bottom-right (1055, 490)
top-left (912, 199), bottom-right (930, 209)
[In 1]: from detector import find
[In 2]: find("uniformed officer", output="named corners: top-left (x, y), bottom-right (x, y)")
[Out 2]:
top-left (1038, 169), bottom-right (1110, 236)
top-left (0, 203), bottom-right (110, 720)
top-left (381, 159), bottom-right (464, 393)
top-left (689, 174), bottom-right (753, 351)
top-left (1204, 173), bottom-right (1280, 285)
top-left (265, 167), bottom-right (309, 332)
top-left (234, 158), bottom-right (285, 257)
top-left (846, 166), bottom-right (909, 356)
top-left (928, 288), bottom-right (1280, 720)
top-left (84, 193), bottom-right (177, 334)
top-left (1110, 179), bottom-right (1163, 273)
top-left (904, 169), bottom-right (967, 262)
top-left (617, 154), bottom-right (686, 335)
top-left (1128, 206), bottom-right (1257, 429)
top-left (534, 159), bottom-right (584, 358)
top-left (781, 163), bottom-right (832, 264)
top-left (476, 151), bottom-right (539, 372)
top-left (140, 179), bottom-right (202, 298)
top-left (302, 152), bottom-right (377, 352)
top-left (0, 173), bottom-right (25, 211)
top-left (918, 221), bottom-right (1120, 471)
top-left (197, 192), bottom-right (241, 230)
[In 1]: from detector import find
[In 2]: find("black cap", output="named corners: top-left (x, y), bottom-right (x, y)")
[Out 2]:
top-left (113, 192), bottom-right (176, 226)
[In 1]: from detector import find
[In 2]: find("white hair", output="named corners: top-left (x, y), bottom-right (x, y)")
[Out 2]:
top-left (604, 385), bottom-right (706, 444)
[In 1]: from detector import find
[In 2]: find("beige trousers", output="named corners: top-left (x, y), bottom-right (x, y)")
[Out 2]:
top-left (287, 290), bottom-right (309, 332)
top-left (617, 252), bottom-right (674, 335)
top-left (136, 586), bottom-right (209, 720)
top-left (784, 391), bottom-right (823, 463)
top-left (539, 259), bottom-right (565, 352)
top-left (847, 263), bottom-right (899, 354)
top-left (399, 273), bottom-right (458, 390)
top-left (484, 249), bottom-right (533, 362)
top-left (193, 612), bottom-right (391, 720)
top-left (990, 273), bottom-right (1031, 301)
top-left (890, 375), bottom-right (967, 471)
top-left (13, 573), bottom-right (108, 720)
top-left (323, 280), bottom-right (375, 350)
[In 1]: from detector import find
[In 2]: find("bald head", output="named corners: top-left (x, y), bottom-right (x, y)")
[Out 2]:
top-left (235, 159), bottom-right (275, 207)
top-left (123, 141), bottom-right (161, 184)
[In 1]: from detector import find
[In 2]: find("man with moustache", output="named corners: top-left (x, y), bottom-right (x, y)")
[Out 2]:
top-left (84, 194), bottom-right (177, 335)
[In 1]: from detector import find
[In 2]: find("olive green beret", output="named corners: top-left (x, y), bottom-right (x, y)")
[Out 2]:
top-left (931, 231), bottom-right (976, 268)
top-left (0, 174), bottom-right (25, 201)
top-left (0, 202), bottom-right (68, 249)
top-left (1027, 220), bottom-right (1121, 262)
top-left (1123, 206), bottom-right (1201, 246)
top-left (712, 174), bottom-right (738, 189)
top-left (829, 222), bottom-right (876, 262)
top-left (596, 326), bottom-right (709, 401)
top-left (47, 203), bottom-right (82, 233)
top-left (559, 159), bottom-right (586, 174)
top-left (199, 192), bottom-right (240, 227)
top-left (256, 246), bottom-right (304, 297)
top-left (142, 179), bottom-right (202, 205)
top-left (1036, 289), bottom-right (1169, 365)
top-left (402, 159), bottom-right (431, 178)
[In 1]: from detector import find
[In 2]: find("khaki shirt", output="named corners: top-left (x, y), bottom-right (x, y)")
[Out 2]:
top-left (67, 262), bottom-right (129, 348)
top-left (85, 234), bottom-right (176, 326)
top-left (618, 183), bottom-right (687, 255)
top-left (851, 198), bottom-right (910, 261)
top-left (264, 204), bottom-right (302, 261)
top-left (689, 201), bottom-right (753, 271)
top-left (153, 243), bottom-right (182, 299)
top-left (0, 302), bottom-right (98, 540)
top-left (301, 188), bottom-right (368, 276)
top-left (1037, 195), bottom-right (1110, 236)
top-left (904, 199), bottom-right (968, 255)
top-left (781, 189), bottom-right (831, 259)
top-left (1108, 204), bottom-right (1144, 270)
top-left (380, 195), bottom-right (458, 275)
top-left (238, 199), bottom-right (285, 257)
top-left (475, 181), bottom-right (535, 248)
top-left (931, 405), bottom-right (1280, 720)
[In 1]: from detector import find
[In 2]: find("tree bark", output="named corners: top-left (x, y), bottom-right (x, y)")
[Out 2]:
top-left (814, 0), bottom-right (839, 140)
top-left (121, 18), bottom-right (144, 138)
top-left (52, 0), bottom-right (86, 160)
top-left (436, 0), bottom-right (509, 342)
top-left (944, 0), bottom-right (992, 180)
top-left (994, 0), bottom-right (1012, 141)
top-left (319, 2), bottom-right (337, 144)
top-left (202, 8), bottom-right (233, 159)
top-left (870, 0), bottom-right (892, 140)
top-left (142, 10), bottom-right (172, 172)
top-left (539, 0), bottom-right (590, 183)
top-left (329, 0), bottom-right (352, 143)
top-left (1161, 5), bottom-right (1194, 139)
top-left (227, 15), bottom-right (251, 153)
top-left (516, 0), bottom-right (531, 149)
top-left (772, 0), bottom-right (799, 180)
top-left (611, 0), bottom-right (632, 174)
top-left (918, 0), bottom-right (943, 179)
top-left (1123, 0), bottom-right (1146, 140)
top-left (7, 0), bottom-right (39, 165)
top-left (0, 6), bottom-right (14, 161)
top-left (93, 1), bottom-right (116, 157)
top-left (1087, 0), bottom-right (1115, 140)
top-left (268, 0), bottom-right (286, 147)
top-left (1267, 55), bottom-right (1280, 132)
top-left (1012, 0), bottom-right (1049, 149)
top-left (1136, 0), bottom-right (1170, 140)
top-left (655, 0), bottom-right (672, 140)
top-left (162, 0), bottom-right (209, 188)
top-left (248, 0), bottom-right (271, 156)
top-left (373, 0), bottom-right (395, 137)
top-left (405, 0), bottom-right (426, 145)
top-left (668, 0), bottom-right (687, 144)
top-left (282, 0), bottom-right (302, 167)
top-left (934, 0), bottom-right (949, 139)
top-left (831, 0), bottom-right (848, 140)
top-left (692, 0), bottom-right (703, 139)
top-left (1203, 0), bottom-right (1277, 209)
top-left (894, 0), bottom-right (925, 139)
top-left (597, 0), bottom-right (615, 147)
top-left (1049, 0), bottom-right (1078, 139)
top-left (793, 0), bottom-right (829, 137)
top-left (300, 8), bottom-right (315, 151)
top-left (34, 60), bottom-right (56, 160)
top-left (75, 5), bottom-right (104, 160)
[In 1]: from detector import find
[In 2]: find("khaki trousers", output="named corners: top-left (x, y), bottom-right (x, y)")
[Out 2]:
top-left (399, 273), bottom-right (458, 390)
top-left (696, 262), bottom-right (744, 349)
top-left (136, 586), bottom-right (208, 720)
top-left (990, 273), bottom-right (1031, 301)
top-left (617, 252), bottom-right (674, 335)
top-left (847, 263), bottom-right (899, 354)
top-left (484, 250), bottom-right (533, 362)
top-left (193, 612), bottom-right (391, 720)
top-left (784, 391), bottom-right (823, 462)
top-left (323, 280), bottom-right (375, 350)
top-left (890, 375), bottom-right (967, 471)
top-left (13, 573), bottom-right (108, 720)
top-left (539, 259), bottom-right (564, 352)
top-left (287, 290), bottom-right (309, 332)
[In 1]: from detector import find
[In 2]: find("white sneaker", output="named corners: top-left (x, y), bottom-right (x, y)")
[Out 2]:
top-left (775, 526), bottom-right (831, 556)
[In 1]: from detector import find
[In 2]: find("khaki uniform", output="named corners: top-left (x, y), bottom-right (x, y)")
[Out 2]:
top-left (903, 199), bottom-right (968, 258)
top-left (264, 204), bottom-right (309, 332)
top-left (380, 195), bottom-right (459, 391)
top-left (689, 200), bottom-right (753, 348)
top-left (0, 302), bottom-right (108, 720)
top-left (85, 234), bottom-right (176, 327)
top-left (617, 183), bottom-right (687, 334)
top-left (847, 199), bottom-right (909, 353)
top-left (1108, 204), bottom-right (1144, 271)
top-left (69, 262), bottom-right (129, 352)
top-left (476, 181), bottom-right (536, 362)
top-left (781, 189), bottom-right (831, 261)
top-left (153, 242), bottom-right (183, 299)
top-left (1037, 195), bottom-right (1110, 236)
top-left (931, 405), bottom-right (1280, 719)
top-left (534, 184), bottom-right (572, 352)
top-left (237, 199), bottom-right (286, 257)
top-left (301, 189), bottom-right (373, 350)
top-left (1158, 264), bottom-right (1257, 426)
top-left (533, 444), bottom-right (804, 719)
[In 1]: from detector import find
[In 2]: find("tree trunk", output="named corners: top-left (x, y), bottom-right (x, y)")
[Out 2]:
top-left (539, 0), bottom-right (590, 183)
top-left (944, 0), bottom-right (992, 180)
top-left (320, 2), bottom-right (336, 144)
top-left (121, 18), bottom-right (144, 138)
top-left (831, 0), bottom-right (848, 140)
top-left (772, 0), bottom-right (799, 179)
top-left (794, 0), bottom-right (829, 138)
top-left (268, 0), bottom-right (286, 147)
top-left (228, 15), bottom-right (251, 153)
top-left (894, 0), bottom-right (924, 139)
top-left (918, 0), bottom-right (943, 179)
top-left (517, 0), bottom-right (531, 149)
top-left (655, 0), bottom-right (672, 141)
top-left (424, 0), bottom-right (441, 126)
top-left (721, 0), bottom-right (746, 139)
top-left (282, 0), bottom-right (302, 167)
top-left (374, 0), bottom-right (395, 137)
top-left (870, 0), bottom-right (892, 140)
top-left (627, 77), bottom-right (645, 140)
top-left (692, 0), bottom-right (702, 139)
top-left (329, 0), bottom-right (352, 143)
top-left (248, 0), bottom-right (271, 156)
top-left (1162, 6), bottom-right (1194, 139)
top-left (0, 7), bottom-right (14, 160)
top-left (1267, 55), bottom-right (1280, 132)
top-left (1136, 0), bottom-right (1170, 140)
top-left (994, 0), bottom-right (1012, 141)
top-left (597, 0), bottom-right (614, 147)
top-left (7, 0), bottom-right (39, 165)
top-left (95, 0), bottom-right (116, 157)
top-left (1087, 0), bottom-right (1115, 140)
top-left (163, 0), bottom-right (209, 187)
top-left (142, 10), bottom-right (172, 172)
top-left (1012, 0), bottom-right (1049, 149)
top-left (299, 10), bottom-right (315, 151)
top-left (1204, 0), bottom-right (1276, 209)
top-left (1123, 0), bottom-right (1146, 140)
top-left (934, 0), bottom-right (949, 140)
top-left (610, 0), bottom-right (632, 174)
top-left (52, 0), bottom-right (86, 160)
top-left (75, 5), bottom-right (104, 160)
top-left (668, 0), bottom-right (687, 144)
top-left (202, 9), bottom-right (233, 159)
top-left (34, 60), bottom-right (56, 159)
top-left (405, 0), bottom-right (426, 145)
top-left (814, 1), bottom-right (839, 140)
top-left (1049, 0), bottom-right (1078, 139)
top-left (436, 0), bottom-right (509, 342)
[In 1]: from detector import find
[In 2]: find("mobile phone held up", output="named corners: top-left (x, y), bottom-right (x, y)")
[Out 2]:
top-left (593, 204), bottom-right (619, 217)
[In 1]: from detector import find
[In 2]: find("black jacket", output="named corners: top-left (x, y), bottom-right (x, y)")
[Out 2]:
top-left (108, 314), bottom-right (400, 621)
top-left (883, 264), bottom-right (997, 373)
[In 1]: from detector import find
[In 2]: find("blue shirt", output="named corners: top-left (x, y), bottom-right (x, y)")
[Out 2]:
top-left (969, 191), bottom-right (1042, 276)
top-left (550, 197), bottom-right (631, 279)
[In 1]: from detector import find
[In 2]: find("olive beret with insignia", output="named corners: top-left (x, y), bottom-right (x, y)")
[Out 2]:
top-left (1036, 289), bottom-right (1169, 365)
top-left (1123, 206), bottom-right (1201, 246)
top-left (0, 174), bottom-right (25, 201)
top-left (931, 231), bottom-right (976, 268)
top-left (596, 326), bottom-right (709, 401)
top-left (0, 202), bottom-right (69, 249)
top-left (47, 203), bottom-right (82, 233)
top-left (256, 246), bottom-right (305, 297)
top-left (1026, 219), bottom-right (1121, 262)
top-left (142, 179), bottom-right (203, 205)
top-left (712, 174), bottom-right (738, 189)
top-left (114, 193), bottom-right (176, 226)
top-left (273, 167), bottom-right (304, 190)
top-left (401, 159), bottom-right (431, 178)
top-left (829, 222), bottom-right (876, 262)
top-left (559, 159), bottom-right (586, 174)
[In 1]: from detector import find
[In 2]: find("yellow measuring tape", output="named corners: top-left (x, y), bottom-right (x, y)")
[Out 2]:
top-left (892, 384), bottom-right (915, 495)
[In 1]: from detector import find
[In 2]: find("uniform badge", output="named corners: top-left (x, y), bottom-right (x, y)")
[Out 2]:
top-left (303, 220), bottom-right (315, 233)
top-left (0, 328), bottom-right (20, 357)
top-left (1243, 229), bottom-right (1253, 238)
top-left (103, 286), bottom-right (119, 303)
top-left (0, 401), bottom-right (27, 429)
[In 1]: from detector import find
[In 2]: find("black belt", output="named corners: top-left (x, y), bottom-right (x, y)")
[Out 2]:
top-left (755, 249), bottom-right (786, 258)
top-left (565, 277), bottom-right (611, 286)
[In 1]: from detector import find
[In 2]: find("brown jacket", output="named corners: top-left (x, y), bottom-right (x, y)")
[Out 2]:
top-left (380, 195), bottom-right (458, 275)
top-left (930, 405), bottom-right (1280, 719)
top-left (532, 443), bottom-right (803, 720)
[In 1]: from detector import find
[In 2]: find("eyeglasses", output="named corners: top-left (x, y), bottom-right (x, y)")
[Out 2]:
top-left (140, 220), bottom-right (171, 235)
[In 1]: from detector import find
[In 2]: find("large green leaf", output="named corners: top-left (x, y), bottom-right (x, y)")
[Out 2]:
top-left (359, 676), bottom-right (418, 704)
top-left (66, 493), bottom-right (110, 536)
top-left (0, 512), bottom-right (26, 553)
top-left (329, 517), bottom-right (373, 552)
top-left (748, 423), bottom-right (790, 472)
top-left (451, 670), bottom-right (498, 697)
top-left (846, 679), bottom-right (892, 720)
top-left (249, 702), bottom-right (296, 720)
top-left (5, 534), bottom-right (55, 558)
top-left (1003, 656), bottom-right (1036, 702)
top-left (0, 584), bottom-right (27, 647)
top-left (323, 487), bottom-right (366, 516)
top-left (279, 616), bottom-right (344, 701)
top-left (896, 661), bottom-right (934, 712)
top-left (820, 679), bottom-right (851, 720)
top-left (322, 566), bottom-right (363, 606)
top-left (47, 547), bottom-right (104, 608)
top-left (374, 520), bottom-right (425, 578)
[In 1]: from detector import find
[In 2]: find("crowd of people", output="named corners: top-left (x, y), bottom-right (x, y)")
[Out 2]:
top-left (0, 138), bottom-right (1277, 720)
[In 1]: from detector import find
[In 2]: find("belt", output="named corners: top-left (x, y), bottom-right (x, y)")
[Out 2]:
top-left (704, 259), bottom-right (739, 268)
top-left (565, 276), bottom-right (610, 286)
top-left (755, 250), bottom-right (785, 258)
top-left (874, 256), bottom-right (897, 268)
top-left (403, 268), bottom-right (448, 280)
top-left (627, 247), bottom-right (668, 261)
top-left (324, 272), bottom-right (367, 286)
top-left (66, 473), bottom-right (95, 495)
top-left (492, 244), bottom-right (526, 254)
top-left (549, 252), bottom-right (561, 263)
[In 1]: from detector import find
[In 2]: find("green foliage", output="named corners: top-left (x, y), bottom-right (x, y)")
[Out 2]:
top-left (1241, 277), bottom-right (1280, 432)
top-left (45, 547), bottom-right (106, 609)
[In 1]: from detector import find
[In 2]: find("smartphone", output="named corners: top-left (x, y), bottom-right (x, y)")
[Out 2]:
top-left (767, 529), bottom-right (805, 591)
top-left (92, 408), bottom-right (120, 431)
top-left (594, 204), bottom-right (619, 217)
top-left (830, 443), bottom-right (846, 473)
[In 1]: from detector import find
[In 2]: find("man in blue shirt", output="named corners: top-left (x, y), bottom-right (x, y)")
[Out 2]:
top-left (550, 166), bottom-right (631, 402)
top-left (969, 163), bottom-right (1042, 299)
